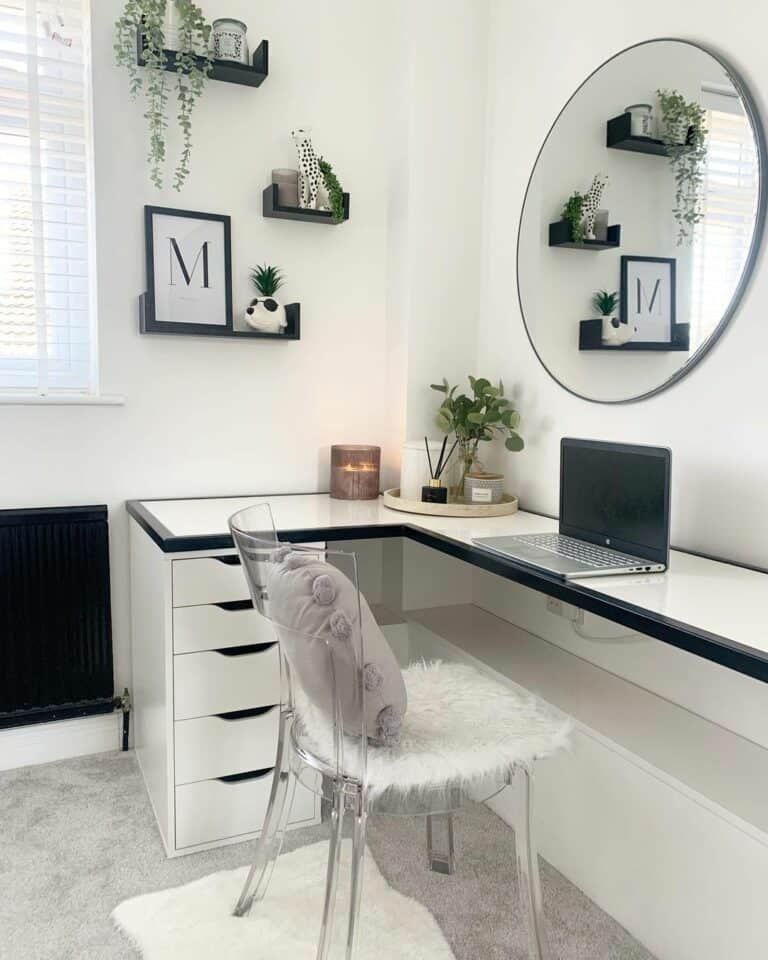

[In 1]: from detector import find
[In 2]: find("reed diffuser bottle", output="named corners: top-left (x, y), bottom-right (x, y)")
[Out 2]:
top-left (421, 436), bottom-right (457, 505)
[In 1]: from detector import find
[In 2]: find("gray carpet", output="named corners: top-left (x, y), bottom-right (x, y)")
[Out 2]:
top-left (0, 752), bottom-right (654, 960)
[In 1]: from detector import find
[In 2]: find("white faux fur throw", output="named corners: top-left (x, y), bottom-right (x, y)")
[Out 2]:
top-left (296, 660), bottom-right (571, 797)
top-left (112, 840), bottom-right (455, 960)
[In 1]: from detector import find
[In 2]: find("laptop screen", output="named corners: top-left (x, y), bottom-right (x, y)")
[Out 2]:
top-left (559, 439), bottom-right (671, 564)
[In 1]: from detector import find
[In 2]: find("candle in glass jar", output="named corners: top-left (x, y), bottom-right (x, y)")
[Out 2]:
top-left (330, 445), bottom-right (381, 500)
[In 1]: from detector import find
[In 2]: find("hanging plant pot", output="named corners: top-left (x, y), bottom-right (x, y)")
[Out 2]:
top-left (115, 0), bottom-right (213, 190)
top-left (656, 88), bottom-right (708, 245)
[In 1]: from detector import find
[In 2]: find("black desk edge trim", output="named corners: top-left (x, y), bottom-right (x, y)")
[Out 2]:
top-left (125, 498), bottom-right (768, 685)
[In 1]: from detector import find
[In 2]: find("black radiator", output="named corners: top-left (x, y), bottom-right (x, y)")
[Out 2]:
top-left (0, 505), bottom-right (115, 729)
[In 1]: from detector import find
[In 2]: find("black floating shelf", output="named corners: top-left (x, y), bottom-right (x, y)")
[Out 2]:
top-left (549, 220), bottom-right (620, 250)
top-left (579, 317), bottom-right (690, 351)
top-left (262, 184), bottom-right (350, 224)
top-left (606, 112), bottom-right (693, 157)
top-left (139, 293), bottom-right (300, 340)
top-left (137, 32), bottom-right (269, 87)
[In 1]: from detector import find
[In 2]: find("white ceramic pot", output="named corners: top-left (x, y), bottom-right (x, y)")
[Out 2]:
top-left (244, 297), bottom-right (287, 334)
top-left (601, 315), bottom-right (635, 346)
top-left (162, 1), bottom-right (181, 50)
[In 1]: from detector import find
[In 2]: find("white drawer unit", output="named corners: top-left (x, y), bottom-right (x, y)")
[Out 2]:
top-left (172, 555), bottom-right (250, 607)
top-left (173, 601), bottom-right (275, 654)
top-left (129, 520), bottom-right (322, 858)
top-left (173, 643), bottom-right (280, 720)
top-left (175, 770), bottom-right (317, 850)
top-left (174, 707), bottom-right (280, 785)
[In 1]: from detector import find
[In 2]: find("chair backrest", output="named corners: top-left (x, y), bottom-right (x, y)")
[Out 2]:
top-left (229, 504), bottom-right (407, 783)
top-left (229, 504), bottom-right (368, 773)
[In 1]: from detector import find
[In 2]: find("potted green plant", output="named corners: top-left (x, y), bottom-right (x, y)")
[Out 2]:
top-left (317, 157), bottom-right (346, 221)
top-left (114, 0), bottom-right (213, 190)
top-left (245, 264), bottom-right (287, 333)
top-left (561, 191), bottom-right (585, 243)
top-left (656, 89), bottom-right (708, 245)
top-left (431, 376), bottom-right (524, 500)
top-left (593, 289), bottom-right (618, 340)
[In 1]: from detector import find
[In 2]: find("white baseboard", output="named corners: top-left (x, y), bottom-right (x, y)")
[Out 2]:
top-left (0, 712), bottom-right (122, 772)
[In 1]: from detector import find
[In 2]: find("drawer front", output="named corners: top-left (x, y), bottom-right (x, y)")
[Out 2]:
top-left (172, 556), bottom-right (249, 607)
top-left (173, 602), bottom-right (275, 654)
top-left (174, 707), bottom-right (279, 785)
top-left (173, 645), bottom-right (280, 720)
top-left (175, 772), bottom-right (316, 849)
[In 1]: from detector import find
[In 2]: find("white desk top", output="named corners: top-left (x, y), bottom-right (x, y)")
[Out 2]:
top-left (127, 494), bottom-right (768, 680)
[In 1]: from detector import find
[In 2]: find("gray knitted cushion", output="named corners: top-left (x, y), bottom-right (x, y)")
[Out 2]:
top-left (265, 549), bottom-right (407, 746)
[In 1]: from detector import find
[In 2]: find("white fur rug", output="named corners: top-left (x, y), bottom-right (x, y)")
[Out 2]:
top-left (112, 840), bottom-right (455, 960)
top-left (297, 660), bottom-right (571, 796)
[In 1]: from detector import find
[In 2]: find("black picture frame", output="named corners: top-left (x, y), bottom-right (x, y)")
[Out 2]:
top-left (141, 206), bottom-right (233, 336)
top-left (619, 255), bottom-right (689, 351)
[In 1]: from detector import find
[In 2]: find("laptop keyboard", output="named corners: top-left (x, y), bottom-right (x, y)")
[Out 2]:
top-left (517, 533), bottom-right (639, 568)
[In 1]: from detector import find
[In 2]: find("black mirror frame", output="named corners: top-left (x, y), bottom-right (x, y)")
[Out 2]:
top-left (516, 38), bottom-right (768, 405)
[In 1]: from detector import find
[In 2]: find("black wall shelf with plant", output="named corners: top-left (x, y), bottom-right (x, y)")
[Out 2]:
top-left (262, 185), bottom-right (350, 224)
top-left (549, 221), bottom-right (621, 250)
top-left (136, 31), bottom-right (269, 88)
top-left (139, 293), bottom-right (300, 340)
top-left (578, 317), bottom-right (690, 351)
top-left (606, 112), bottom-right (694, 157)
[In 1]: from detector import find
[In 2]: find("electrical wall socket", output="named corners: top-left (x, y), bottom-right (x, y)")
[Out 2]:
top-left (546, 596), bottom-right (583, 623)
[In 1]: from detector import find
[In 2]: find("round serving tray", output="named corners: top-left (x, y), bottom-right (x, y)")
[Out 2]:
top-left (383, 488), bottom-right (519, 518)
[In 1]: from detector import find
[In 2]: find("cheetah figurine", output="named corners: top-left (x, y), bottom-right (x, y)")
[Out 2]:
top-left (292, 127), bottom-right (321, 210)
top-left (581, 173), bottom-right (608, 241)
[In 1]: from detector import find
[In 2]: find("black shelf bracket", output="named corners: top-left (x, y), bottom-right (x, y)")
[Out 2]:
top-left (137, 31), bottom-right (269, 87)
top-left (262, 184), bottom-right (350, 224)
top-left (139, 293), bottom-right (300, 340)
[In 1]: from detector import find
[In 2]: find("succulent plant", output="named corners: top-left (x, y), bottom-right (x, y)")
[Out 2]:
top-left (250, 264), bottom-right (285, 297)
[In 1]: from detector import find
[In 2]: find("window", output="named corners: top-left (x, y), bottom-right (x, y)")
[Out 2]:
top-left (0, 0), bottom-right (96, 396)
top-left (690, 88), bottom-right (759, 342)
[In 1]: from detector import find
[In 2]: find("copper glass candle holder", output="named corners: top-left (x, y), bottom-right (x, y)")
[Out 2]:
top-left (330, 445), bottom-right (381, 500)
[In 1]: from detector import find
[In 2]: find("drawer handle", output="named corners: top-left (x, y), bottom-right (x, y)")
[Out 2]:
top-left (214, 600), bottom-right (253, 612)
top-left (215, 705), bottom-right (278, 721)
top-left (215, 555), bottom-right (241, 566)
top-left (218, 766), bottom-right (273, 784)
top-left (215, 642), bottom-right (277, 657)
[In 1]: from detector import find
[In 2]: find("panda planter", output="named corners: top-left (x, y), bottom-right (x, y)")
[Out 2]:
top-left (601, 315), bottom-right (636, 347)
top-left (244, 296), bottom-right (287, 334)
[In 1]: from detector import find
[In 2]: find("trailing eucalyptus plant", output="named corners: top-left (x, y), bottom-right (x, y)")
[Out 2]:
top-left (657, 89), bottom-right (708, 245)
top-left (115, 0), bottom-right (213, 190)
top-left (561, 191), bottom-right (585, 244)
top-left (431, 376), bottom-right (524, 495)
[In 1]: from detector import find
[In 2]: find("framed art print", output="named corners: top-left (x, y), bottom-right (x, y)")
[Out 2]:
top-left (620, 256), bottom-right (689, 350)
top-left (141, 206), bottom-right (233, 336)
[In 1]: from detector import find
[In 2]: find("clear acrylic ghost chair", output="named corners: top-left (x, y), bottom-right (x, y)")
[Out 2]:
top-left (229, 503), bottom-right (567, 960)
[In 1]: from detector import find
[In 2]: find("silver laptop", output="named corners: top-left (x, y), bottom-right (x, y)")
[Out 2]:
top-left (473, 438), bottom-right (671, 579)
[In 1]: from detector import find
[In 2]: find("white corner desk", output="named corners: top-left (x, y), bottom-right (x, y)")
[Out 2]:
top-left (126, 493), bottom-right (768, 857)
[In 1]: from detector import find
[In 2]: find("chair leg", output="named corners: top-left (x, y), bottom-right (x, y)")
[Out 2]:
top-left (233, 708), bottom-right (297, 918)
top-left (345, 793), bottom-right (367, 960)
top-left (316, 785), bottom-right (345, 960)
top-left (426, 812), bottom-right (456, 875)
top-left (509, 764), bottom-right (555, 960)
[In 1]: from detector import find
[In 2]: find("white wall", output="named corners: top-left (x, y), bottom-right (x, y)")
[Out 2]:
top-left (0, 0), bottom-right (493, 703)
top-left (476, 1), bottom-right (768, 569)
top-left (0, 0), bottom-right (404, 693)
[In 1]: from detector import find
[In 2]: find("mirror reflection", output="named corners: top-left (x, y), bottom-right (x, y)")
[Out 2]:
top-left (517, 39), bottom-right (763, 402)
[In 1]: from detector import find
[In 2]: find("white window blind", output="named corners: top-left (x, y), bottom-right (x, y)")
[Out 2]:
top-left (690, 95), bottom-right (759, 342)
top-left (0, 0), bottom-right (96, 396)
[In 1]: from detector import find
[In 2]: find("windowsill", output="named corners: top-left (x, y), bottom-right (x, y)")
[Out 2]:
top-left (0, 394), bottom-right (125, 406)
